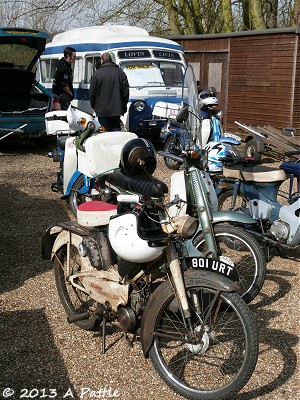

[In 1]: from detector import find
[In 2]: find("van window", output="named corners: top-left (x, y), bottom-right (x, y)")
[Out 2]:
top-left (40, 59), bottom-right (59, 82)
top-left (40, 58), bottom-right (79, 83)
top-left (85, 56), bottom-right (101, 83)
top-left (72, 59), bottom-right (81, 83)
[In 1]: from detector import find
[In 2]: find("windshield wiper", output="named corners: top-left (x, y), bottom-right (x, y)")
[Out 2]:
top-left (137, 82), bottom-right (165, 90)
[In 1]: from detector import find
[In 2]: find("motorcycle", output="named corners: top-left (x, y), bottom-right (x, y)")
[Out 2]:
top-left (42, 135), bottom-right (259, 400)
top-left (158, 85), bottom-right (241, 172)
top-left (215, 152), bottom-right (300, 259)
top-left (161, 104), bottom-right (266, 305)
top-left (46, 106), bottom-right (166, 216)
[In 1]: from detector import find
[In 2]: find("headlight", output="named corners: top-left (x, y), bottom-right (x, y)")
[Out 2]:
top-left (173, 216), bottom-right (199, 239)
top-left (134, 100), bottom-right (145, 112)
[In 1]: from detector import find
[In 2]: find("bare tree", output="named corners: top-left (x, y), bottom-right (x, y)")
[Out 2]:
top-left (0, 0), bottom-right (296, 36)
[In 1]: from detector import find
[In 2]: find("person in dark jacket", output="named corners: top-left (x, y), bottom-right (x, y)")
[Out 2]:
top-left (52, 47), bottom-right (76, 110)
top-left (89, 52), bottom-right (129, 131)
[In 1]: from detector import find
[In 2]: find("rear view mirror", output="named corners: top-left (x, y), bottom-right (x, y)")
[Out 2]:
top-left (282, 127), bottom-right (296, 137)
top-left (176, 106), bottom-right (189, 123)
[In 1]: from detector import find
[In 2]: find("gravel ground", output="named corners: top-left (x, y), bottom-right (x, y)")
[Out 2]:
top-left (0, 140), bottom-right (299, 400)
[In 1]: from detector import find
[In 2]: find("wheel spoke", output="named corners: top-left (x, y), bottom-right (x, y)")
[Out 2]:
top-left (149, 284), bottom-right (258, 397)
top-left (54, 244), bottom-right (102, 330)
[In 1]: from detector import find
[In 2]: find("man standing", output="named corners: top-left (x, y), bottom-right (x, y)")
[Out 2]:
top-left (89, 52), bottom-right (129, 131)
top-left (52, 47), bottom-right (76, 110)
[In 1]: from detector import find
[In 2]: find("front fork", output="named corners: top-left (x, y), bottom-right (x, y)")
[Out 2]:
top-left (189, 167), bottom-right (219, 257)
top-left (231, 179), bottom-right (241, 209)
top-left (166, 241), bottom-right (220, 341)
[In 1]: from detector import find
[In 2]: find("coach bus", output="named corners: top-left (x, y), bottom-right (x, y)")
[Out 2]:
top-left (38, 25), bottom-right (187, 137)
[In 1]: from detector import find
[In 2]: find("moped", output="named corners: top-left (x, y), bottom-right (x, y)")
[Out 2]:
top-left (215, 152), bottom-right (300, 259)
top-left (47, 106), bottom-right (164, 216)
top-left (158, 85), bottom-right (241, 171)
top-left (42, 135), bottom-right (259, 400)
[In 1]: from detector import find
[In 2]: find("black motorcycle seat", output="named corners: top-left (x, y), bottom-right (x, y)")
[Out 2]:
top-left (222, 164), bottom-right (287, 183)
top-left (108, 169), bottom-right (168, 198)
top-left (280, 162), bottom-right (300, 177)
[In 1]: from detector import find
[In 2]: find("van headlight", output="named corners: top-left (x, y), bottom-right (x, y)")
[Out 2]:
top-left (134, 101), bottom-right (145, 112)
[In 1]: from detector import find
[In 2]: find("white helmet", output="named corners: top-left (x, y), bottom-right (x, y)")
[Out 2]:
top-left (204, 141), bottom-right (231, 173)
top-left (108, 213), bottom-right (165, 263)
top-left (199, 87), bottom-right (218, 109)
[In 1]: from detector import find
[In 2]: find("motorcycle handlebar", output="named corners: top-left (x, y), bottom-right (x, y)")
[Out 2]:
top-left (158, 150), bottom-right (183, 163)
top-left (221, 156), bottom-right (258, 166)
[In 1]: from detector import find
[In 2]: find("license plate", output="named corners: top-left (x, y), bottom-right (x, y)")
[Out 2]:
top-left (186, 257), bottom-right (239, 282)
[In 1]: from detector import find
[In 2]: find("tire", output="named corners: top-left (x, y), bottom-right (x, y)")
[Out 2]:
top-left (194, 224), bottom-right (266, 304)
top-left (163, 135), bottom-right (182, 170)
top-left (54, 244), bottom-right (102, 331)
top-left (149, 281), bottom-right (259, 400)
top-left (244, 139), bottom-right (261, 162)
top-left (218, 189), bottom-right (248, 211)
top-left (68, 175), bottom-right (92, 216)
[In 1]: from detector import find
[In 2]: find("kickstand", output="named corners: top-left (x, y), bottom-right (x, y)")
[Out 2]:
top-left (102, 316), bottom-right (106, 354)
top-left (124, 332), bottom-right (136, 348)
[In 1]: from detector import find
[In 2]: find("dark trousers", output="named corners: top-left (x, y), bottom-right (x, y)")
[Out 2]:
top-left (98, 116), bottom-right (121, 131)
top-left (59, 93), bottom-right (72, 110)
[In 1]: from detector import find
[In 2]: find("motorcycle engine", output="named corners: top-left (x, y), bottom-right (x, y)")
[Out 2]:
top-left (117, 283), bottom-right (152, 331)
top-left (269, 220), bottom-right (290, 242)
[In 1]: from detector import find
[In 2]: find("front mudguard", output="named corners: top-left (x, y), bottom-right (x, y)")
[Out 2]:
top-left (141, 269), bottom-right (239, 357)
top-left (212, 210), bottom-right (257, 225)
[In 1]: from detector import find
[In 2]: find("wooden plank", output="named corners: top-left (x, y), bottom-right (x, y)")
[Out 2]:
top-left (256, 126), bottom-right (300, 151)
top-left (235, 122), bottom-right (299, 154)
top-left (258, 126), bottom-right (300, 146)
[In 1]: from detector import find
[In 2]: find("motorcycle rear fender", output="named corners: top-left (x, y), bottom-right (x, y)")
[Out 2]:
top-left (42, 223), bottom-right (92, 261)
top-left (141, 269), bottom-right (239, 357)
top-left (212, 210), bottom-right (258, 224)
top-left (62, 170), bottom-right (88, 199)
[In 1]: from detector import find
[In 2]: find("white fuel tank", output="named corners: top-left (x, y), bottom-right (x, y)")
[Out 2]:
top-left (77, 131), bottom-right (138, 177)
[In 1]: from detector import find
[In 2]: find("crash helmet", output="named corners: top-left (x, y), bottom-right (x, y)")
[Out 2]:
top-left (199, 87), bottom-right (219, 109)
top-left (108, 212), bottom-right (165, 263)
top-left (120, 138), bottom-right (156, 175)
top-left (204, 141), bottom-right (231, 173)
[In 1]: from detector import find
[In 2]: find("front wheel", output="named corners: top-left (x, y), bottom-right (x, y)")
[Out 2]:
top-left (218, 189), bottom-right (248, 211)
top-left (163, 135), bottom-right (182, 170)
top-left (149, 282), bottom-right (259, 400)
top-left (194, 224), bottom-right (266, 304)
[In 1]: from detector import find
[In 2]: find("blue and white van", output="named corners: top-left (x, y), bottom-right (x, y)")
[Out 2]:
top-left (38, 25), bottom-right (186, 138)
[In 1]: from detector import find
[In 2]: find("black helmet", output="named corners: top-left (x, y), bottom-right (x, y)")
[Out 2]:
top-left (121, 138), bottom-right (156, 175)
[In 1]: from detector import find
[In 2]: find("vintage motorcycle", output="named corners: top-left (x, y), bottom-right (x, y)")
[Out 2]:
top-left (158, 85), bottom-right (241, 171)
top-left (47, 106), bottom-right (168, 216)
top-left (42, 135), bottom-right (259, 400)
top-left (215, 153), bottom-right (300, 259)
